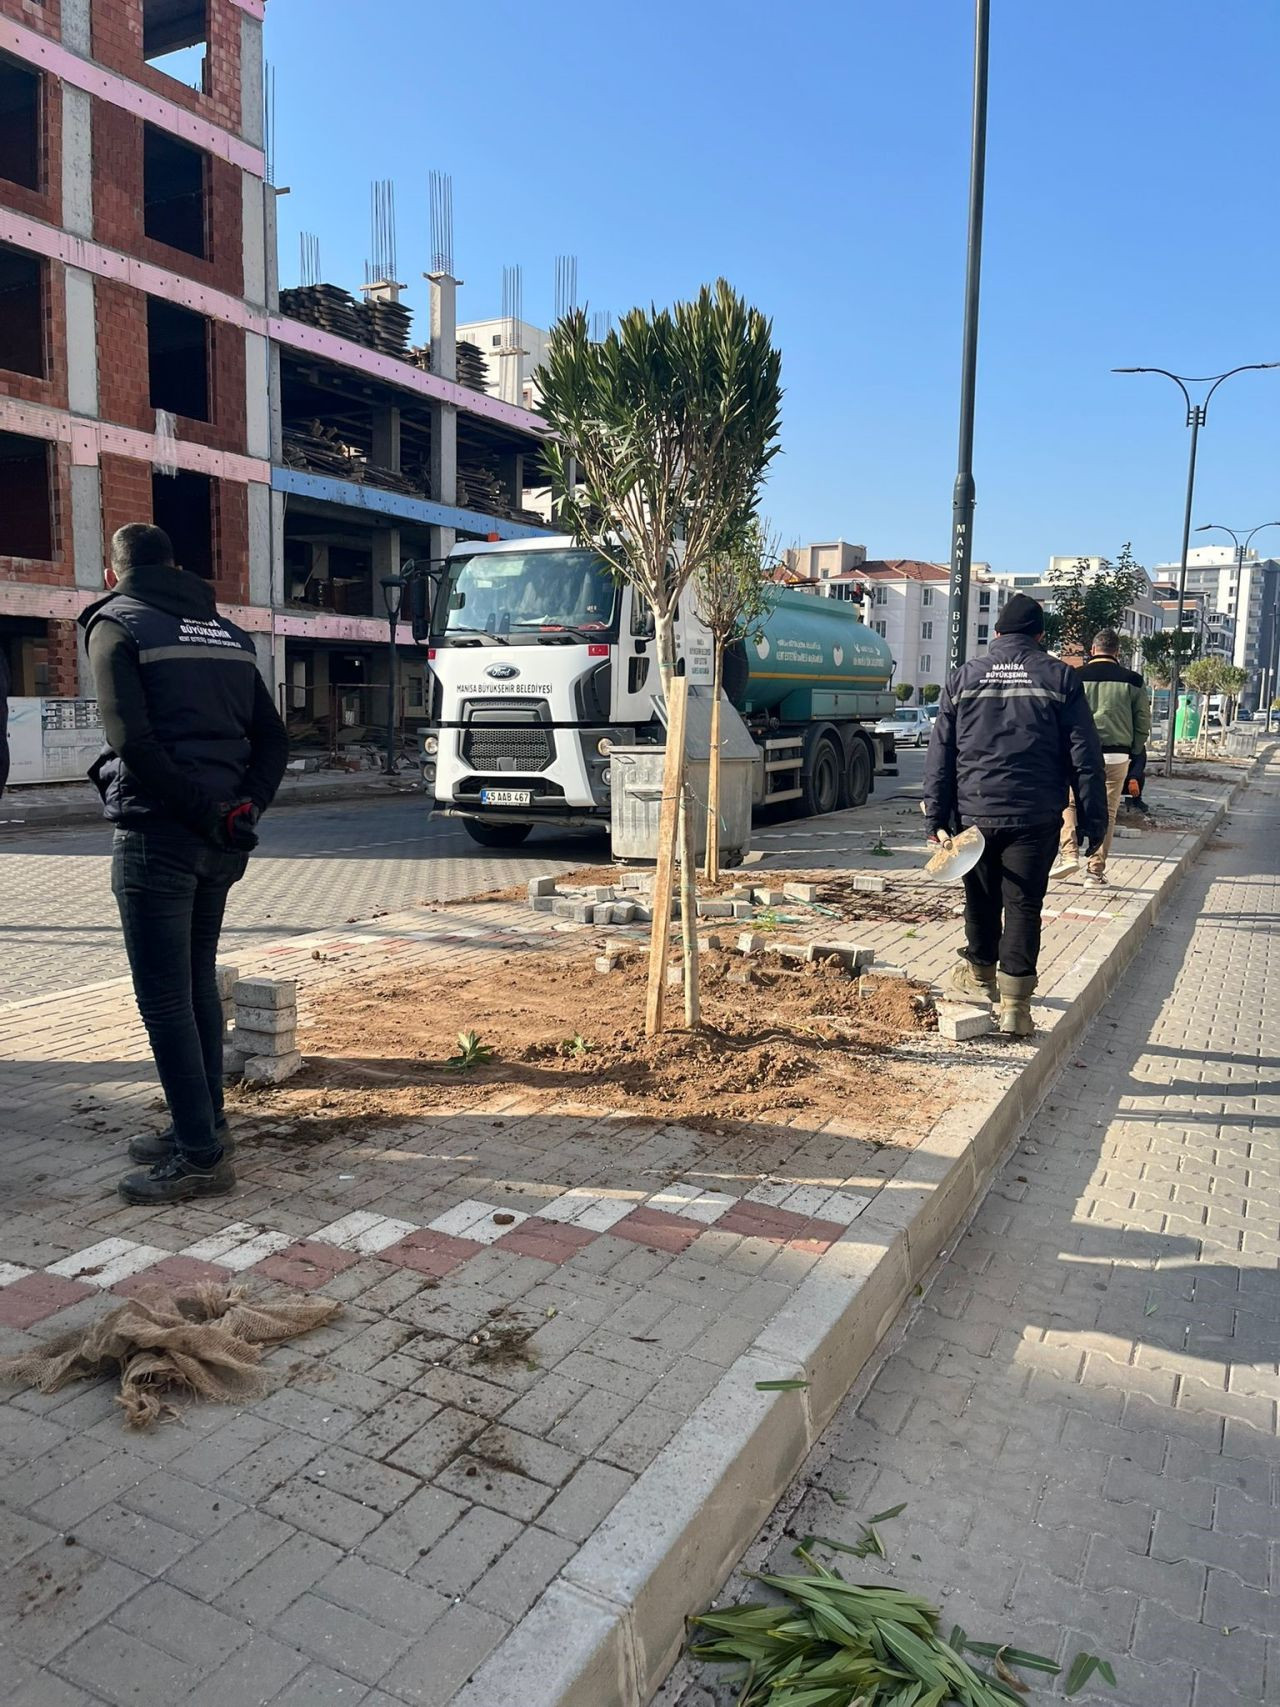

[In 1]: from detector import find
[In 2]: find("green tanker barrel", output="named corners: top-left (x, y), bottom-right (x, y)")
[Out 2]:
top-left (728, 589), bottom-right (896, 722)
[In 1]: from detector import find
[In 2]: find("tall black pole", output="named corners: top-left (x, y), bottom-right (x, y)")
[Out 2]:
top-left (948, 0), bottom-right (990, 674)
top-left (1163, 409), bottom-right (1201, 778)
top-left (385, 610), bottom-right (400, 776)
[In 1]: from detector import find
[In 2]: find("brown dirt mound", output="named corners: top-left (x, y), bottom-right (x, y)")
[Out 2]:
top-left (233, 951), bottom-right (947, 1137)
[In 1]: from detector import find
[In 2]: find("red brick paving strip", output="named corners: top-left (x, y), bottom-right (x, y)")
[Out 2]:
top-left (610, 1207), bottom-right (705, 1254)
top-left (493, 1219), bottom-right (597, 1264)
top-left (252, 1240), bottom-right (360, 1291)
top-left (0, 1272), bottom-right (95, 1328)
top-left (379, 1228), bottom-right (487, 1278)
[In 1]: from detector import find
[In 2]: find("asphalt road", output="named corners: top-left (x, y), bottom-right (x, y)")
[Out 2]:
top-left (0, 751), bottom-right (928, 1006)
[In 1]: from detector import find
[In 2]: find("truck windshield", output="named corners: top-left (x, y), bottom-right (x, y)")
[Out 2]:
top-left (444, 550), bottom-right (618, 638)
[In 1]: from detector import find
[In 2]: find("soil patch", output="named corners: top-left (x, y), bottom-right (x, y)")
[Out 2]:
top-left (231, 949), bottom-right (948, 1138)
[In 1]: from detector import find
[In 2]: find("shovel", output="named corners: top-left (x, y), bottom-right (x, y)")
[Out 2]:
top-left (923, 824), bottom-right (985, 883)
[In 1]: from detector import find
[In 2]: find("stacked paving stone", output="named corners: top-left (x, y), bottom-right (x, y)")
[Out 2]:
top-left (225, 977), bottom-right (302, 1086)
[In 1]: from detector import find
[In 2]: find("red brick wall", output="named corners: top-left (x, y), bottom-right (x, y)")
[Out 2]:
top-left (99, 450), bottom-right (153, 551)
top-left (0, 0), bottom-right (61, 43)
top-left (46, 613), bottom-right (79, 694)
top-left (0, 55), bottom-right (63, 228)
top-left (0, 437), bottom-right (70, 586)
top-left (92, 100), bottom-right (245, 297)
top-left (91, 1), bottom-right (246, 141)
top-left (211, 472), bottom-right (247, 604)
top-left (0, 253), bottom-right (69, 412)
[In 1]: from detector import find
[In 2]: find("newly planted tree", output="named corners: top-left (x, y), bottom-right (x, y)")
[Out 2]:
top-left (1141, 627), bottom-right (1198, 689)
top-left (895, 682), bottom-right (915, 705)
top-left (538, 282), bottom-right (783, 1033)
top-left (921, 682), bottom-right (941, 704)
top-left (1218, 663), bottom-right (1249, 722)
top-left (693, 516), bottom-right (777, 881)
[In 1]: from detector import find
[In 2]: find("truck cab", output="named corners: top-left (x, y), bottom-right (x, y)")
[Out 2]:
top-left (422, 537), bottom-right (709, 846)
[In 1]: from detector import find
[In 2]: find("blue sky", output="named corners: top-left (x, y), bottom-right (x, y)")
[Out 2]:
top-left (267, 0), bottom-right (1280, 576)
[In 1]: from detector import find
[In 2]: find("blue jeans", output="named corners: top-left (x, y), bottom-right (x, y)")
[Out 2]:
top-left (111, 828), bottom-right (247, 1165)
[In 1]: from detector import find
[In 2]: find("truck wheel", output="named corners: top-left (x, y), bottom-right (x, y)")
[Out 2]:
top-left (801, 736), bottom-right (841, 817)
top-left (843, 739), bottom-right (873, 809)
top-left (463, 821), bottom-right (532, 849)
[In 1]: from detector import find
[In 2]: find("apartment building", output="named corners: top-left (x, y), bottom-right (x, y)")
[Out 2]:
top-left (1153, 544), bottom-right (1280, 703)
top-left (0, 0), bottom-right (551, 781)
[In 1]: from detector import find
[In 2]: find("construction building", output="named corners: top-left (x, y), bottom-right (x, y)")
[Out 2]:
top-left (0, 0), bottom-right (550, 781)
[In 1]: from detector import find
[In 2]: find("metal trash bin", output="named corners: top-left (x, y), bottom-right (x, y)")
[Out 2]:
top-left (609, 686), bottom-right (755, 864)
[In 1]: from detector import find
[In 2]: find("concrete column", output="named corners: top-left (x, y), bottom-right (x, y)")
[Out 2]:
top-left (245, 331), bottom-right (270, 458)
top-left (61, 0), bottom-right (91, 54)
top-left (64, 269), bottom-right (98, 417)
top-left (372, 527), bottom-right (401, 584)
top-left (70, 464), bottom-right (104, 592)
top-left (428, 273), bottom-right (458, 382)
top-left (240, 17), bottom-right (265, 147)
top-left (61, 86), bottom-right (94, 239)
top-left (247, 481), bottom-right (272, 608)
top-left (371, 404), bottom-right (401, 473)
top-left (265, 187), bottom-right (282, 313)
top-left (242, 177), bottom-right (268, 308)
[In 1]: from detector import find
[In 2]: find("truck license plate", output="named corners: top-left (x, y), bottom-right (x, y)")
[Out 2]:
top-left (479, 788), bottom-right (532, 806)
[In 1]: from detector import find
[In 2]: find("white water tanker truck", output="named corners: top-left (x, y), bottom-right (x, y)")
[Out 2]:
top-left (417, 535), bottom-right (899, 848)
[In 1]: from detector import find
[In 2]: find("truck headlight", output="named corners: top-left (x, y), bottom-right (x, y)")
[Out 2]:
top-left (423, 734), bottom-right (439, 755)
top-left (422, 761), bottom-right (436, 785)
top-left (596, 736), bottom-right (614, 757)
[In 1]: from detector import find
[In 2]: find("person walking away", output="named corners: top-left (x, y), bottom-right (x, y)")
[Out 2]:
top-left (923, 593), bottom-right (1108, 1035)
top-left (1056, 628), bottom-right (1151, 887)
top-left (81, 524), bottom-right (288, 1204)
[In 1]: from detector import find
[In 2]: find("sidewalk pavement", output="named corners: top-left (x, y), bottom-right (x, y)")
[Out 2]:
top-left (1, 764), bottom-right (413, 830)
top-left (672, 754), bottom-right (1280, 1707)
top-left (0, 764), bottom-right (1260, 1707)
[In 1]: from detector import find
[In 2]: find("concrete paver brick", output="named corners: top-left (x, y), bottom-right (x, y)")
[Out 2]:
top-left (270, 1663), bottom-right (372, 1705)
top-left (412, 1506), bottom-right (524, 1598)
top-left (467, 1523), bottom-right (577, 1621)
top-left (357, 1486), bottom-right (470, 1575)
top-left (53, 1622), bottom-right (200, 1707)
top-left (214, 1530), bottom-right (345, 1623)
top-left (273, 1590), bottom-right (412, 1684)
top-left (538, 1459), bottom-right (635, 1543)
top-left (378, 1603), bottom-right (510, 1707)
top-left (182, 1634), bottom-right (310, 1707)
top-left (317, 1554), bottom-right (451, 1637)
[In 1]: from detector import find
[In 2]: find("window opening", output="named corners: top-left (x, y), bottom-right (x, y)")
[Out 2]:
top-left (0, 430), bottom-right (53, 559)
top-left (143, 0), bottom-right (209, 91)
top-left (152, 469), bottom-right (214, 579)
top-left (0, 242), bottom-right (45, 377)
top-left (147, 295), bottom-right (210, 420)
top-left (0, 54), bottom-right (40, 191)
top-left (144, 125), bottom-right (207, 257)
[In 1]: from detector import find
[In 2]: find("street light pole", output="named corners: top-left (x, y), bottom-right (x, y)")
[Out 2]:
top-left (1111, 364), bottom-right (1279, 776)
top-left (380, 575), bottom-right (406, 776)
top-left (948, 0), bottom-right (990, 674)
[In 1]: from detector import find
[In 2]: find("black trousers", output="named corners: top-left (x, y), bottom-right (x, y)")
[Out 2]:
top-left (960, 821), bottom-right (1059, 979)
top-left (111, 827), bottom-right (247, 1165)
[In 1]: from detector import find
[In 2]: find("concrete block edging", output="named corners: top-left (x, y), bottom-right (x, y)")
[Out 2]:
top-left (453, 773), bottom-right (1250, 1707)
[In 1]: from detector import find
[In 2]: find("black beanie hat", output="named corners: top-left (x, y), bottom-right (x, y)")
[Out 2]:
top-left (994, 592), bottom-right (1044, 636)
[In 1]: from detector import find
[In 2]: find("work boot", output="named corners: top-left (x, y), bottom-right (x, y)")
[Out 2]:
top-left (946, 958), bottom-right (998, 1004)
top-left (997, 973), bottom-right (1037, 1037)
top-left (128, 1120), bottom-right (234, 1165)
top-left (117, 1153), bottom-right (236, 1206)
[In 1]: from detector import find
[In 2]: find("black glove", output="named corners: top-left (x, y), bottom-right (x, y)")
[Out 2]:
top-left (221, 799), bottom-right (261, 852)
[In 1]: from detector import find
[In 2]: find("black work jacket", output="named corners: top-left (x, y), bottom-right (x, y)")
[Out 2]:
top-left (922, 634), bottom-right (1108, 840)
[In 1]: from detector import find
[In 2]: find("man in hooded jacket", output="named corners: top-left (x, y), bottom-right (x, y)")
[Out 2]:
top-left (81, 524), bottom-right (288, 1204)
top-left (922, 593), bottom-right (1107, 1034)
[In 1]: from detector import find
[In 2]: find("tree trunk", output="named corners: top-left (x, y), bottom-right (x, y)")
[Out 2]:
top-left (645, 615), bottom-right (687, 1038)
top-left (678, 776), bottom-right (701, 1027)
top-left (705, 643), bottom-right (723, 883)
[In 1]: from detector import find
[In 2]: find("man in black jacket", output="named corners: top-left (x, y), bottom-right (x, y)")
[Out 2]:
top-left (81, 524), bottom-right (289, 1204)
top-left (922, 594), bottom-right (1107, 1035)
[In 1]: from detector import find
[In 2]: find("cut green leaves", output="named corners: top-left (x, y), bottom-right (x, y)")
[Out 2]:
top-left (689, 1567), bottom-right (1116, 1705)
top-left (756, 1379), bottom-right (811, 1392)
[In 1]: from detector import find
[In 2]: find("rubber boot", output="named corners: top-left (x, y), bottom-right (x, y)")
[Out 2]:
top-left (997, 973), bottom-right (1037, 1036)
top-left (946, 958), bottom-right (998, 1005)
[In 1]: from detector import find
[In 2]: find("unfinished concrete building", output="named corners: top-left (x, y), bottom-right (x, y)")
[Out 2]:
top-left (0, 0), bottom-right (551, 780)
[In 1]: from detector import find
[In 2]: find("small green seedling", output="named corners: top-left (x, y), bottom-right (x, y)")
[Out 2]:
top-left (444, 1030), bottom-right (493, 1071)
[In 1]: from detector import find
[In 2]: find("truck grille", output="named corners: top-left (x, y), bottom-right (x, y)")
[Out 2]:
top-left (460, 703), bottom-right (555, 773)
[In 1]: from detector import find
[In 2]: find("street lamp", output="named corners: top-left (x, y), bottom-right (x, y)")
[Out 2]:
top-left (1112, 364), bottom-right (1279, 775)
top-left (948, 0), bottom-right (990, 673)
top-left (380, 574), bottom-right (407, 776)
top-left (1194, 521), bottom-right (1280, 711)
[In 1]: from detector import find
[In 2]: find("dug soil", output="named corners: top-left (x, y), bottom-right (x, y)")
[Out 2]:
top-left (234, 950), bottom-right (950, 1139)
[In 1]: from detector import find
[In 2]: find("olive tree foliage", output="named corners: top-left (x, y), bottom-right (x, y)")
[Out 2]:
top-left (536, 282), bottom-right (783, 1032)
top-left (895, 682), bottom-right (915, 704)
top-left (1141, 627), bottom-right (1199, 688)
top-left (537, 281), bottom-right (783, 680)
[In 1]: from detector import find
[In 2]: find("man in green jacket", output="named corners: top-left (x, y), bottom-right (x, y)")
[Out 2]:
top-left (1057, 628), bottom-right (1151, 888)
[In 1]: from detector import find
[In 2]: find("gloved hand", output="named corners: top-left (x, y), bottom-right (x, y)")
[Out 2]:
top-left (926, 826), bottom-right (953, 848)
top-left (221, 799), bottom-right (261, 852)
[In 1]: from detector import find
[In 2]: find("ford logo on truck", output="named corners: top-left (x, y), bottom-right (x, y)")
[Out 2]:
top-left (485, 663), bottom-right (520, 679)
